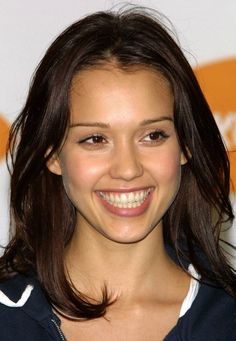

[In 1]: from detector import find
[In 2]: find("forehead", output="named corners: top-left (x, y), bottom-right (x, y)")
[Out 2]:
top-left (71, 64), bottom-right (171, 95)
top-left (69, 65), bottom-right (173, 124)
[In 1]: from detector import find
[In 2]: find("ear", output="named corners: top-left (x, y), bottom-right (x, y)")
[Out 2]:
top-left (180, 147), bottom-right (191, 165)
top-left (180, 153), bottom-right (188, 166)
top-left (180, 152), bottom-right (188, 165)
top-left (46, 152), bottom-right (62, 175)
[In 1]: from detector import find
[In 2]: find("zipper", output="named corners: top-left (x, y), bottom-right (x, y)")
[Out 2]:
top-left (51, 318), bottom-right (67, 341)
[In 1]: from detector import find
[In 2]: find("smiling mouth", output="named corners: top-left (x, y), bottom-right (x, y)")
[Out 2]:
top-left (98, 188), bottom-right (153, 209)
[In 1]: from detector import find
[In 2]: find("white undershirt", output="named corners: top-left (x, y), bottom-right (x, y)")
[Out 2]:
top-left (179, 264), bottom-right (201, 318)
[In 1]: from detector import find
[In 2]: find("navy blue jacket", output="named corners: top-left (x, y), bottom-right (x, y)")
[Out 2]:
top-left (0, 273), bottom-right (236, 340)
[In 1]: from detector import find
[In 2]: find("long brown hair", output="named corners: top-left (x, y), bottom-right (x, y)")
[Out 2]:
top-left (1, 7), bottom-right (235, 319)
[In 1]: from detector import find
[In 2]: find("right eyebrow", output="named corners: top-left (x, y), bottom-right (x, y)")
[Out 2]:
top-left (69, 122), bottom-right (110, 129)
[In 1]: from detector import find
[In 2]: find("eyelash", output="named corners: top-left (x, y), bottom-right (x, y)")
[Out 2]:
top-left (78, 130), bottom-right (169, 147)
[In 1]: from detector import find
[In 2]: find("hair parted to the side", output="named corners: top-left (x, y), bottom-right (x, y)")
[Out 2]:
top-left (0, 7), bottom-right (235, 319)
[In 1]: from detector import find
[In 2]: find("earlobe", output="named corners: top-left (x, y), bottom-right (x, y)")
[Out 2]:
top-left (180, 147), bottom-right (191, 165)
top-left (46, 152), bottom-right (62, 175)
top-left (180, 151), bottom-right (189, 165)
top-left (180, 153), bottom-right (187, 165)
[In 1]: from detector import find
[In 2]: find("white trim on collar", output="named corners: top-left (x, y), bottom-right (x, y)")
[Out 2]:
top-left (0, 284), bottom-right (34, 307)
top-left (179, 264), bottom-right (201, 318)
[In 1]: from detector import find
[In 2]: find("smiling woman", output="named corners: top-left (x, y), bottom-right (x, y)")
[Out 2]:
top-left (0, 7), bottom-right (235, 341)
top-left (47, 67), bottom-right (185, 245)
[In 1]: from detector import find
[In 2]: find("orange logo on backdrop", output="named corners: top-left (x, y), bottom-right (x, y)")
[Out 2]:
top-left (0, 114), bottom-right (10, 161)
top-left (194, 58), bottom-right (236, 194)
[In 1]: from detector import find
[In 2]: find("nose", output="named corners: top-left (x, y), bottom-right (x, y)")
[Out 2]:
top-left (109, 142), bottom-right (143, 181)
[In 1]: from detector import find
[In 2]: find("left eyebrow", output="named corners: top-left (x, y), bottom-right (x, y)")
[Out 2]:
top-left (140, 117), bottom-right (173, 126)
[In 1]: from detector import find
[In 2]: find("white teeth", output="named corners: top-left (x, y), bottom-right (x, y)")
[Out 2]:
top-left (99, 189), bottom-right (152, 209)
top-left (120, 193), bottom-right (127, 204)
top-left (128, 192), bottom-right (135, 202)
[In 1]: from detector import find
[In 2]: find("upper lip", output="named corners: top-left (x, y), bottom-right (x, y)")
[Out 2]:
top-left (96, 187), bottom-right (154, 193)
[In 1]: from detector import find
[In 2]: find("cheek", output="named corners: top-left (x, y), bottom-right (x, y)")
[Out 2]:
top-left (60, 154), bottom-right (107, 191)
top-left (147, 149), bottom-right (182, 184)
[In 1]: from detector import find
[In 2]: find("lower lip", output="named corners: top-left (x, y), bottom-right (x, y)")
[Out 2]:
top-left (96, 191), bottom-right (153, 217)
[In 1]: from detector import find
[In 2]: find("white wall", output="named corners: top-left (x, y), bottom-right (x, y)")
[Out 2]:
top-left (0, 0), bottom-right (236, 246)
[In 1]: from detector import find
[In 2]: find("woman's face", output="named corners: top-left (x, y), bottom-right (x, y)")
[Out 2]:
top-left (48, 65), bottom-right (186, 244)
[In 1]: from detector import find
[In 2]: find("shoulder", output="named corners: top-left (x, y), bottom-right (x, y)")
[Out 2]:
top-left (0, 273), bottom-right (57, 340)
top-left (167, 281), bottom-right (236, 341)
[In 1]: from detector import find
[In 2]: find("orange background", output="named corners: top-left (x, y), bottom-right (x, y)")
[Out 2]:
top-left (0, 115), bottom-right (9, 162)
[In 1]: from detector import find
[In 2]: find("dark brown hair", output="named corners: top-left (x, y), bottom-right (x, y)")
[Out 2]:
top-left (1, 7), bottom-right (235, 319)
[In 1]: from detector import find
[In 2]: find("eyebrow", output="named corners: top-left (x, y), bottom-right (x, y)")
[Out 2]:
top-left (140, 117), bottom-right (173, 126)
top-left (69, 116), bottom-right (173, 129)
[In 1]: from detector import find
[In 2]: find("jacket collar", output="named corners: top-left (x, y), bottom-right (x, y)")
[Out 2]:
top-left (0, 273), bottom-right (59, 323)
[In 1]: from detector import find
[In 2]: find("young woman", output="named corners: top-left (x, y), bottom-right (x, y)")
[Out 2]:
top-left (0, 7), bottom-right (235, 341)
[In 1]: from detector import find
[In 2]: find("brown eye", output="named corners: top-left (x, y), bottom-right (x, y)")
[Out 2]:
top-left (143, 130), bottom-right (168, 143)
top-left (149, 131), bottom-right (162, 140)
top-left (79, 134), bottom-right (106, 144)
top-left (90, 135), bottom-right (105, 144)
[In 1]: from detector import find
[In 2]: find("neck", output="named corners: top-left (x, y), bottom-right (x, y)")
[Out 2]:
top-left (64, 224), bottom-right (186, 304)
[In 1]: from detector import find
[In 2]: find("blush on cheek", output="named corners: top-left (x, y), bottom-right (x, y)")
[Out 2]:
top-left (154, 154), bottom-right (182, 180)
top-left (63, 158), bottom-right (106, 189)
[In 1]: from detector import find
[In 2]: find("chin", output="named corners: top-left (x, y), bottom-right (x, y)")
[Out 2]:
top-left (101, 225), bottom-right (159, 245)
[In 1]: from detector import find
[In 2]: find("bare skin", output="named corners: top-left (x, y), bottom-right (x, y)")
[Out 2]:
top-left (59, 225), bottom-right (190, 341)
